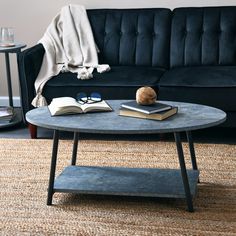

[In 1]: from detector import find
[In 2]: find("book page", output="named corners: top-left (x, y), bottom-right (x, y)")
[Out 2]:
top-left (50, 97), bottom-right (81, 108)
top-left (81, 100), bottom-right (112, 113)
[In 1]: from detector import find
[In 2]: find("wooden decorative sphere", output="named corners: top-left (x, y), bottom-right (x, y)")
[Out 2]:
top-left (136, 86), bottom-right (157, 105)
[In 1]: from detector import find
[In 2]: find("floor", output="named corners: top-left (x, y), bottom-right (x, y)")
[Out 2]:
top-left (0, 121), bottom-right (235, 144)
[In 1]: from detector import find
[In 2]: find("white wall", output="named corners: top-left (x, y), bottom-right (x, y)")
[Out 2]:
top-left (0, 0), bottom-right (236, 103)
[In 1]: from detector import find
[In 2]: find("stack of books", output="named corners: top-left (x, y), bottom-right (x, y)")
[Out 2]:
top-left (119, 101), bottom-right (178, 121)
top-left (0, 106), bottom-right (14, 123)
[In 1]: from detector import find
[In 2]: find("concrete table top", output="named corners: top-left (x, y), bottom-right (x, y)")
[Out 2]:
top-left (26, 100), bottom-right (226, 134)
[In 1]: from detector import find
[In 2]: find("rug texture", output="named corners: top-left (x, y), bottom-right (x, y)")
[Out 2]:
top-left (0, 138), bottom-right (235, 235)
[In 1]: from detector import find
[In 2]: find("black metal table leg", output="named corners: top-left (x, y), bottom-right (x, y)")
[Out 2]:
top-left (174, 132), bottom-right (194, 212)
top-left (5, 52), bottom-right (13, 107)
top-left (16, 49), bottom-right (24, 121)
top-left (186, 131), bottom-right (198, 170)
top-left (186, 131), bottom-right (200, 183)
top-left (71, 132), bottom-right (79, 165)
top-left (47, 130), bottom-right (59, 205)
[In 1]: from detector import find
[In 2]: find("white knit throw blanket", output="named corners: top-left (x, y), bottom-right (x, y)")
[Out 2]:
top-left (32, 4), bottom-right (110, 107)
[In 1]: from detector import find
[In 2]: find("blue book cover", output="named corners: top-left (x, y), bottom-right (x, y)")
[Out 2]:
top-left (121, 101), bottom-right (172, 114)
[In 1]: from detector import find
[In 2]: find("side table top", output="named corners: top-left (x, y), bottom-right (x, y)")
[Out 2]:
top-left (26, 100), bottom-right (226, 134)
top-left (0, 43), bottom-right (26, 52)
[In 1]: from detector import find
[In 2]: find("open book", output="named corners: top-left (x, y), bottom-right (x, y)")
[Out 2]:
top-left (48, 97), bottom-right (112, 116)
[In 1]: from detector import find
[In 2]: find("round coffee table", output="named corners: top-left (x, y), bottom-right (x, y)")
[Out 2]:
top-left (26, 100), bottom-right (226, 212)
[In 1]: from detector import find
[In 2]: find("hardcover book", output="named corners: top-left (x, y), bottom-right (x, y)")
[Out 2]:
top-left (119, 107), bottom-right (178, 121)
top-left (48, 97), bottom-right (112, 116)
top-left (121, 101), bottom-right (172, 114)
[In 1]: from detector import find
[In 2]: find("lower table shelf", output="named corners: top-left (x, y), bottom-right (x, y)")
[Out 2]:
top-left (0, 107), bottom-right (22, 128)
top-left (54, 166), bottom-right (199, 199)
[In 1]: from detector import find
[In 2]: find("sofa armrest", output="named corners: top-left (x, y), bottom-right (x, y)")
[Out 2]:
top-left (18, 43), bottom-right (45, 121)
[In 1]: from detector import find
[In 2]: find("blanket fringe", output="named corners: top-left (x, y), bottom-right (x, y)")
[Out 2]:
top-left (31, 93), bottom-right (48, 107)
top-left (77, 67), bottom-right (94, 80)
top-left (77, 65), bottom-right (110, 79)
top-left (97, 64), bottom-right (110, 73)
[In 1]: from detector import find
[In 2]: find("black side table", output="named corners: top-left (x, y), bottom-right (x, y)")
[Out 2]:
top-left (0, 43), bottom-right (26, 128)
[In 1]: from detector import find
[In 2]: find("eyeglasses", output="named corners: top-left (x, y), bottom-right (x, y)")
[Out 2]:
top-left (76, 92), bottom-right (102, 104)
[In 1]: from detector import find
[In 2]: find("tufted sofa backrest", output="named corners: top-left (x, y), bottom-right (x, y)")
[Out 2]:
top-left (87, 9), bottom-right (171, 68)
top-left (171, 7), bottom-right (236, 67)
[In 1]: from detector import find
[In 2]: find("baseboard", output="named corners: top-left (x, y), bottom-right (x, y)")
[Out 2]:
top-left (0, 96), bottom-right (21, 107)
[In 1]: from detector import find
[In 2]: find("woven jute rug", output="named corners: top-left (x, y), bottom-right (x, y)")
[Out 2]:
top-left (0, 138), bottom-right (235, 235)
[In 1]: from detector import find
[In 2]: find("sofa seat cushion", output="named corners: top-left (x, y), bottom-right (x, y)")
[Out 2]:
top-left (159, 66), bottom-right (236, 111)
top-left (43, 66), bottom-right (165, 102)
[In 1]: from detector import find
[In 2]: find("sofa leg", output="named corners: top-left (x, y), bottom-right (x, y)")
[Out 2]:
top-left (28, 123), bottom-right (37, 139)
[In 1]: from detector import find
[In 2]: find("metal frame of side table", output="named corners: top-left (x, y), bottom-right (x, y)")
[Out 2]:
top-left (47, 130), bottom-right (199, 212)
top-left (0, 43), bottom-right (26, 127)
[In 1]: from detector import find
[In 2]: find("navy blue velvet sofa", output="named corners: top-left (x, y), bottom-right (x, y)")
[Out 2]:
top-left (19, 6), bottom-right (236, 137)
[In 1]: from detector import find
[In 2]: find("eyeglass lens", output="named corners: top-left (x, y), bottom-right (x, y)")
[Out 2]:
top-left (77, 92), bottom-right (87, 102)
top-left (76, 92), bottom-right (102, 103)
top-left (90, 92), bottom-right (101, 101)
